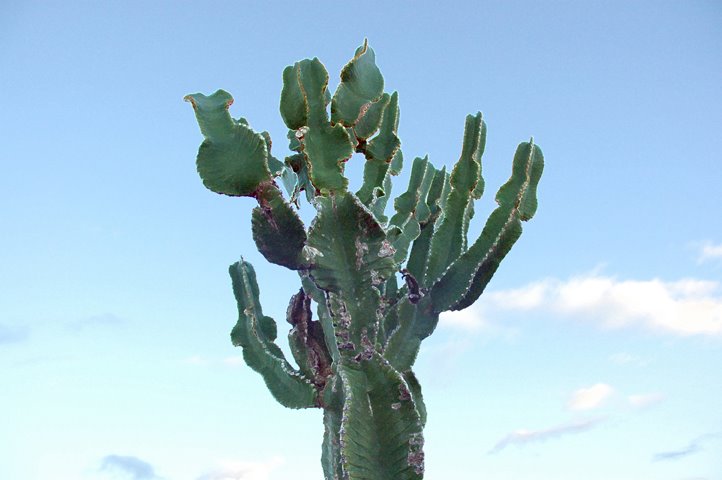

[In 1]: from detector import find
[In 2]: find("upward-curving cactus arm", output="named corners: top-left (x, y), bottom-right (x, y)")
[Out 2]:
top-left (423, 113), bottom-right (486, 284)
top-left (229, 260), bottom-right (318, 409)
top-left (186, 41), bottom-right (544, 479)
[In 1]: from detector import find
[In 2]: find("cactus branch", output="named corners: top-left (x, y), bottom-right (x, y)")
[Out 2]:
top-left (229, 260), bottom-right (318, 409)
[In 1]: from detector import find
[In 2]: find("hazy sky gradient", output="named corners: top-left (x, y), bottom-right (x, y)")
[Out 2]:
top-left (2, 1), bottom-right (721, 479)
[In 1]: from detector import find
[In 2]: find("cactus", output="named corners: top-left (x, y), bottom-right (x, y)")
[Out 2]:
top-left (185, 40), bottom-right (543, 479)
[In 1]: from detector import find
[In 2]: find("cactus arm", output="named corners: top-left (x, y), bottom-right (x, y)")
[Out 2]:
top-left (354, 92), bottom-right (391, 141)
top-left (368, 149), bottom-right (403, 224)
top-left (306, 192), bottom-right (396, 356)
top-left (287, 289), bottom-right (318, 382)
top-left (331, 39), bottom-right (384, 127)
top-left (229, 260), bottom-right (318, 409)
top-left (423, 113), bottom-right (486, 283)
top-left (357, 92), bottom-right (401, 206)
top-left (382, 297), bottom-right (439, 372)
top-left (471, 130), bottom-right (486, 199)
top-left (405, 166), bottom-right (448, 282)
top-left (287, 128), bottom-right (303, 152)
top-left (429, 140), bottom-right (544, 312)
top-left (280, 64), bottom-right (308, 130)
top-left (364, 91), bottom-right (401, 163)
top-left (261, 131), bottom-right (285, 177)
top-left (388, 156), bottom-right (436, 264)
top-left (403, 370), bottom-right (427, 426)
top-left (462, 114), bottom-right (484, 252)
top-left (251, 183), bottom-right (307, 269)
top-left (184, 90), bottom-right (272, 197)
top-left (383, 163), bottom-right (455, 367)
top-left (461, 196), bottom-right (475, 252)
top-left (338, 354), bottom-right (425, 479)
top-left (297, 59), bottom-right (354, 194)
top-left (299, 275), bottom-right (343, 365)
top-left (287, 289), bottom-right (333, 389)
top-left (278, 165), bottom-right (298, 200)
top-left (322, 373), bottom-right (345, 480)
top-left (284, 153), bottom-right (316, 204)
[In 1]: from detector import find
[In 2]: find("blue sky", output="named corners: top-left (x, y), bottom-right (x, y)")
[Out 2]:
top-left (1, 1), bottom-right (721, 479)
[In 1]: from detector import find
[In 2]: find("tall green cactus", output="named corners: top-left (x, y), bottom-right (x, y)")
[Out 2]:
top-left (185, 40), bottom-right (543, 479)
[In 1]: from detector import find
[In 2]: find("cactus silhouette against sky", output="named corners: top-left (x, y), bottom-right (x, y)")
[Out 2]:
top-left (185, 40), bottom-right (543, 480)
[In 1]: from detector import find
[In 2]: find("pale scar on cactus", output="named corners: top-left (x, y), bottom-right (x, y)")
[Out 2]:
top-left (185, 40), bottom-right (543, 480)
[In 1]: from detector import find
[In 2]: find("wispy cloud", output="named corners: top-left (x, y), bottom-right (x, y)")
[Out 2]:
top-left (628, 392), bottom-right (665, 409)
top-left (0, 324), bottom-right (29, 345)
top-left (485, 274), bottom-right (722, 336)
top-left (100, 455), bottom-right (161, 480)
top-left (653, 434), bottom-right (721, 462)
top-left (489, 417), bottom-right (603, 454)
top-left (567, 383), bottom-right (614, 411)
top-left (696, 241), bottom-right (722, 264)
top-left (196, 457), bottom-right (283, 480)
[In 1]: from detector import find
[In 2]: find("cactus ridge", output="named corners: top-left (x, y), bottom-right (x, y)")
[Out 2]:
top-left (186, 41), bottom-right (543, 479)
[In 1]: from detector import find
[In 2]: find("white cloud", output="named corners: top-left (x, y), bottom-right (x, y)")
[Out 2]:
top-left (196, 457), bottom-right (283, 480)
top-left (628, 392), bottom-right (665, 409)
top-left (439, 305), bottom-right (488, 331)
top-left (489, 417), bottom-right (603, 454)
top-left (697, 241), bottom-right (722, 264)
top-left (486, 274), bottom-right (722, 336)
top-left (567, 383), bottom-right (614, 411)
top-left (438, 304), bottom-right (521, 339)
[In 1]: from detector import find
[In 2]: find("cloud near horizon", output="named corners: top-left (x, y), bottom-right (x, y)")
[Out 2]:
top-left (441, 273), bottom-right (722, 336)
top-left (489, 417), bottom-right (603, 454)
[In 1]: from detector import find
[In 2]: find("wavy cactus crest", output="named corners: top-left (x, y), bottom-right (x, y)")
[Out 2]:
top-left (185, 40), bottom-right (543, 479)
